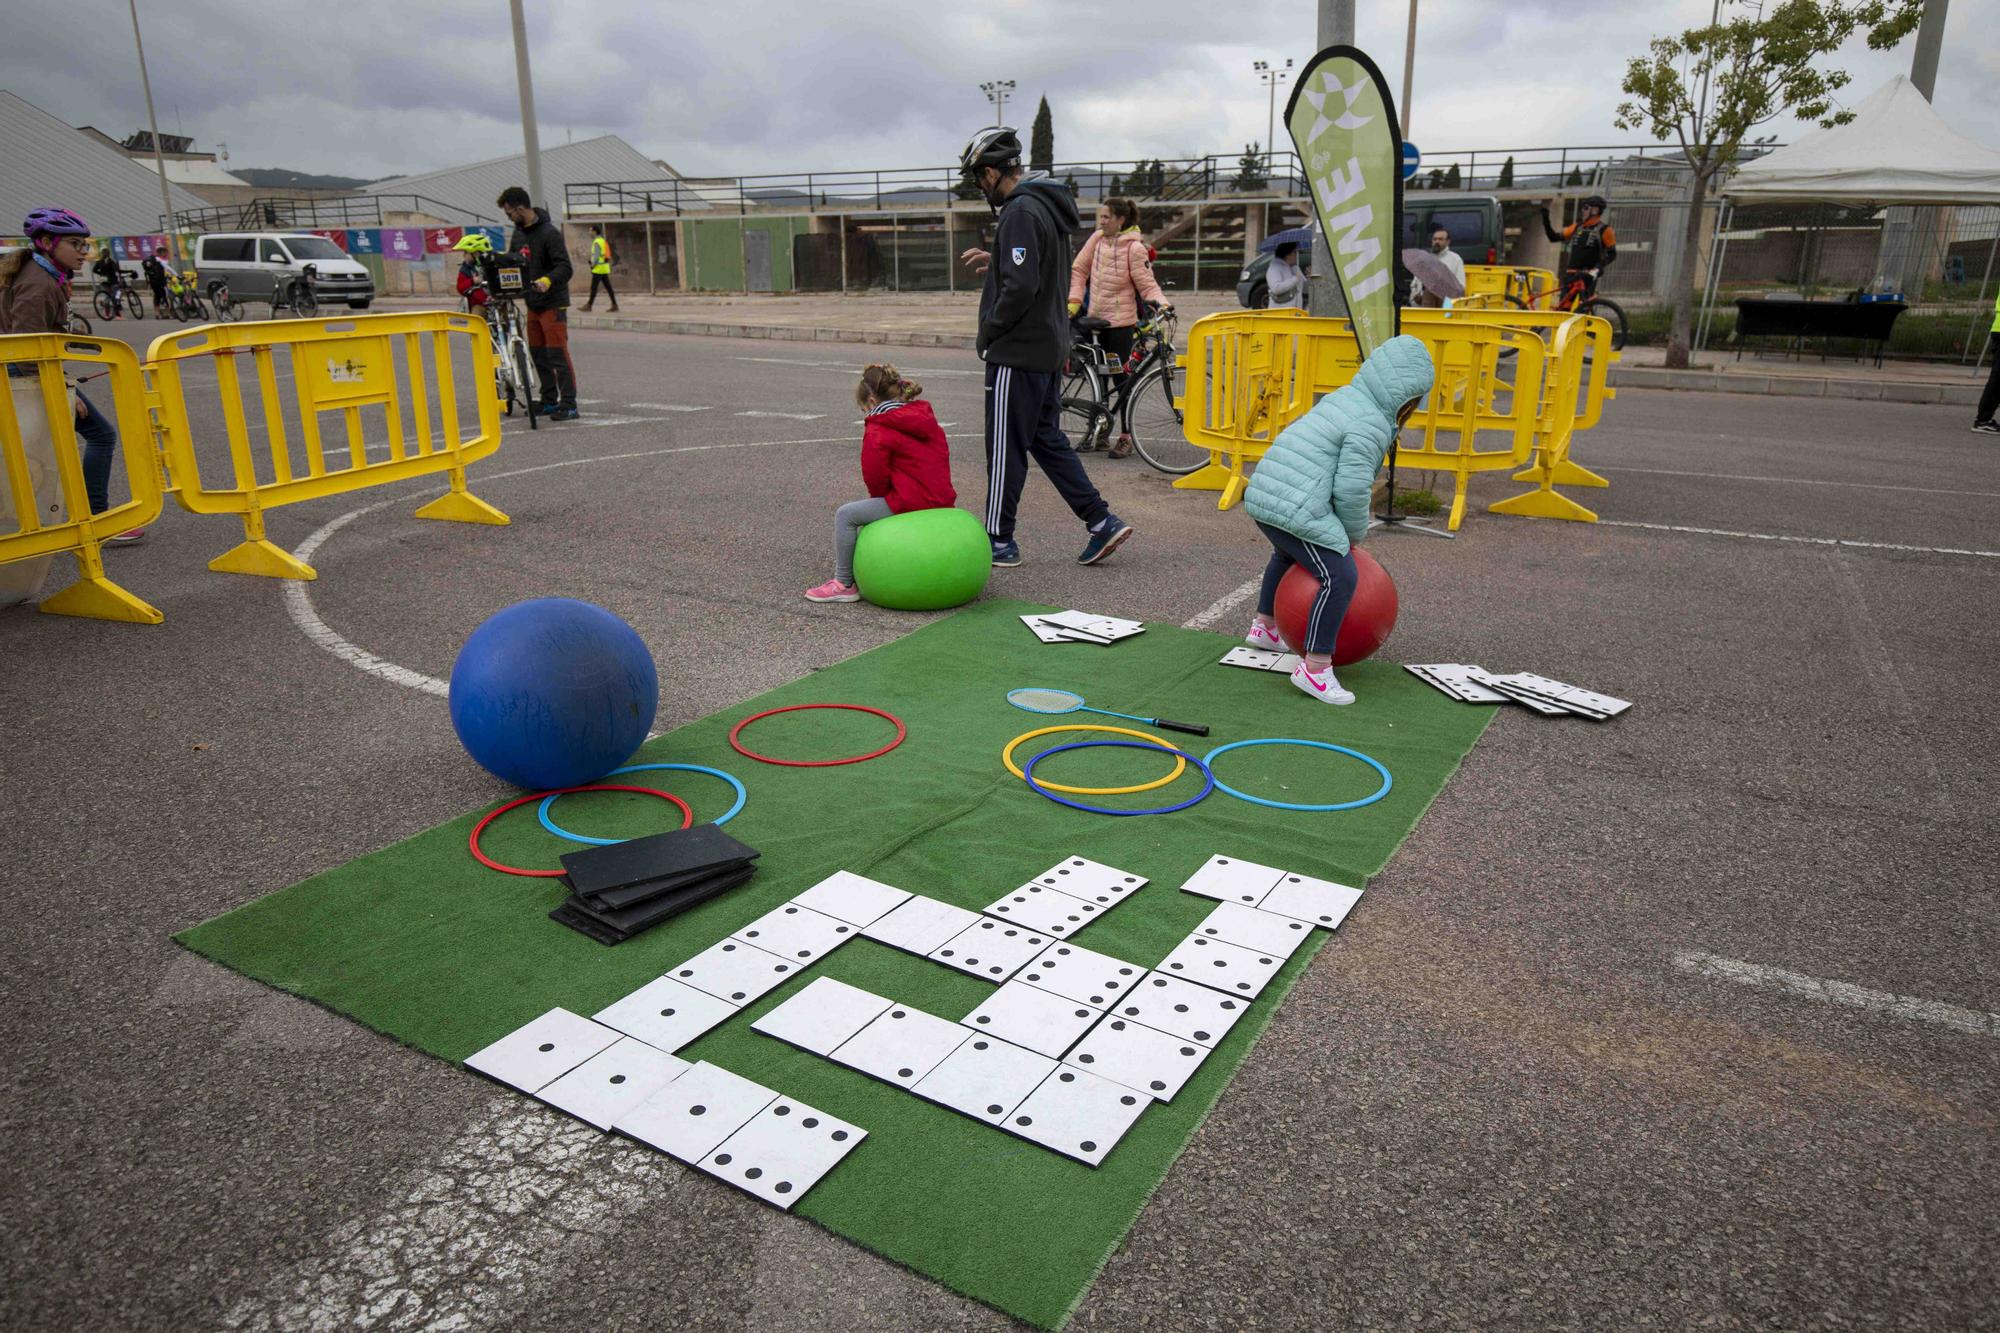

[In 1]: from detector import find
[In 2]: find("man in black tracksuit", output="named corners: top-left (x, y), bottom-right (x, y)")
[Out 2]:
top-left (959, 128), bottom-right (1133, 567)
top-left (497, 186), bottom-right (579, 419)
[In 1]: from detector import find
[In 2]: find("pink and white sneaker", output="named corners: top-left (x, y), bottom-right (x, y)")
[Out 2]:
top-left (804, 577), bottom-right (860, 603)
top-left (1244, 619), bottom-right (1285, 649)
top-left (1290, 661), bottom-right (1355, 705)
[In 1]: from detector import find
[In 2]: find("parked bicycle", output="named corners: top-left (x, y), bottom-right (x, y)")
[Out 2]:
top-left (269, 262), bottom-right (320, 319)
top-left (206, 277), bottom-right (243, 323)
top-left (92, 271), bottom-right (144, 323)
top-left (1061, 300), bottom-right (1202, 475)
top-left (480, 292), bottom-right (539, 428)
top-left (1502, 267), bottom-right (1628, 350)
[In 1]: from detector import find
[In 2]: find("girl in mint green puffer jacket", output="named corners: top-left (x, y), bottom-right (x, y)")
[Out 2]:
top-left (1240, 334), bottom-right (1435, 704)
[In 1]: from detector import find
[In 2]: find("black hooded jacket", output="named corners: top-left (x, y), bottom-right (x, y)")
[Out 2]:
top-left (508, 206), bottom-right (574, 311)
top-left (977, 174), bottom-right (1081, 372)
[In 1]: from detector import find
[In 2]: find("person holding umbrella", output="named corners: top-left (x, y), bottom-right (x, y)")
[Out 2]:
top-left (1266, 240), bottom-right (1307, 309)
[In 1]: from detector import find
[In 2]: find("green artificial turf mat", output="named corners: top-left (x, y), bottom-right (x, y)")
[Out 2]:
top-left (178, 597), bottom-right (1490, 1327)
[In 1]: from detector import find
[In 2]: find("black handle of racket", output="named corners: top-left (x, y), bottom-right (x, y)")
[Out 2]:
top-left (1150, 717), bottom-right (1210, 736)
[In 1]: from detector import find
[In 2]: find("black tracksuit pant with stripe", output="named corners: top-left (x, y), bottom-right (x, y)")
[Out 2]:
top-left (982, 360), bottom-right (1110, 542)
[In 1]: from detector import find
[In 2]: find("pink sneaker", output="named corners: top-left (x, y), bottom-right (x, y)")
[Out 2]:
top-left (1245, 619), bottom-right (1285, 649)
top-left (804, 577), bottom-right (860, 603)
top-left (104, 527), bottom-right (146, 545)
top-left (1290, 661), bottom-right (1355, 705)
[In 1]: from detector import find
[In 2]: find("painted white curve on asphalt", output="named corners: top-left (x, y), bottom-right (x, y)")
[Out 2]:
top-left (1599, 520), bottom-right (2000, 559)
top-left (1674, 950), bottom-right (1998, 1037)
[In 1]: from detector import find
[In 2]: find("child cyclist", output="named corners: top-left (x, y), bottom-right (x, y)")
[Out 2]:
top-left (1241, 333), bottom-right (1433, 704)
top-left (453, 232), bottom-right (496, 310)
top-left (804, 363), bottom-right (957, 603)
top-left (0, 207), bottom-right (143, 542)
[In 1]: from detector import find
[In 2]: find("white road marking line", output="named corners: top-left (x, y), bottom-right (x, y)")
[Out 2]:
top-left (629, 403), bottom-right (711, 411)
top-left (284, 436), bottom-right (853, 694)
top-left (220, 1097), bottom-right (682, 1331)
top-left (737, 410), bottom-right (825, 420)
top-left (1673, 950), bottom-right (1998, 1037)
top-left (1599, 519), bottom-right (2000, 559)
top-left (728, 354), bottom-right (981, 378)
top-left (1596, 464), bottom-right (2000, 500)
top-left (1182, 578), bottom-right (1261, 629)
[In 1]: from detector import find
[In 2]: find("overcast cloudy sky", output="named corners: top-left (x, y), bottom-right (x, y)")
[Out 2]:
top-left (5, 0), bottom-right (1992, 180)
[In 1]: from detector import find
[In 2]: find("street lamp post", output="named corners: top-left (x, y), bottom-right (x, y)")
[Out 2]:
top-left (980, 79), bottom-right (1016, 127)
top-left (1252, 59), bottom-right (1293, 177)
top-left (126, 0), bottom-right (181, 263)
top-left (509, 0), bottom-right (547, 215)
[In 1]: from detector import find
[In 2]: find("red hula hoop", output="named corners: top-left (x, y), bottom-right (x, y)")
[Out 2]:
top-left (727, 703), bottom-right (908, 768)
top-left (470, 784), bottom-right (693, 878)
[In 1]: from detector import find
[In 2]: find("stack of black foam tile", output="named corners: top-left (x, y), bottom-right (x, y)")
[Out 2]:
top-left (549, 824), bottom-right (760, 945)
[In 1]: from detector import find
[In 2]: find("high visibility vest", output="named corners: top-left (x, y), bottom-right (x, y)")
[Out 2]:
top-left (1991, 288), bottom-right (1999, 335)
top-left (590, 236), bottom-right (611, 275)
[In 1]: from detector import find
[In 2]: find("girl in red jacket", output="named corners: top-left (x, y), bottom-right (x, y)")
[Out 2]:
top-left (805, 363), bottom-right (958, 602)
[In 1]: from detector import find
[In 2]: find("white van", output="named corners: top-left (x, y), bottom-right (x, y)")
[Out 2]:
top-left (193, 232), bottom-right (375, 309)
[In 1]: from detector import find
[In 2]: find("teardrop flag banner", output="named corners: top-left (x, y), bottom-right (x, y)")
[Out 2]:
top-left (1284, 45), bottom-right (1404, 359)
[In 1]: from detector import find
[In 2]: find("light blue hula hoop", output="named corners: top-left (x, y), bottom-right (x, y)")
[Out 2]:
top-left (537, 762), bottom-right (748, 844)
top-left (1201, 738), bottom-right (1392, 812)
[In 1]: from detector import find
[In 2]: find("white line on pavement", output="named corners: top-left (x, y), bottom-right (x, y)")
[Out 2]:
top-left (737, 409), bottom-right (825, 420)
top-left (1183, 578), bottom-right (1261, 630)
top-left (1599, 519), bottom-right (2000, 559)
top-left (284, 435), bottom-right (853, 695)
top-left (729, 354), bottom-right (981, 378)
top-left (1673, 950), bottom-right (1998, 1037)
top-left (1596, 464), bottom-right (2000, 500)
top-left (629, 403), bottom-right (712, 411)
top-left (220, 1098), bottom-right (682, 1331)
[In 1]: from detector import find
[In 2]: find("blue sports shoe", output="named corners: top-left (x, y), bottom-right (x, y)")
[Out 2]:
top-left (1076, 516), bottom-right (1134, 566)
top-left (990, 539), bottom-right (1022, 567)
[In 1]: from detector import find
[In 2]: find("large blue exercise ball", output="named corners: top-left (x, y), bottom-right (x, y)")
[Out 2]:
top-left (449, 598), bottom-right (659, 790)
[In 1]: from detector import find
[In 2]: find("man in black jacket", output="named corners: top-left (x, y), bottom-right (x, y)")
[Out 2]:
top-left (958, 128), bottom-right (1133, 567)
top-left (497, 186), bottom-right (579, 420)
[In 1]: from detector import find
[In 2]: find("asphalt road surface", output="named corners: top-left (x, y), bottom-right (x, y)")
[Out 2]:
top-left (3, 315), bottom-right (1995, 1330)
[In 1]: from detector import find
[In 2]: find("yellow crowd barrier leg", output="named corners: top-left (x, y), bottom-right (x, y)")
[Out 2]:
top-left (1447, 475), bottom-right (1470, 531)
top-left (1512, 457), bottom-right (1609, 488)
top-left (209, 506), bottom-right (317, 580)
top-left (38, 539), bottom-right (163, 624)
top-left (1172, 458), bottom-right (1233, 493)
top-left (414, 467), bottom-right (509, 526)
top-left (1489, 468), bottom-right (1599, 524)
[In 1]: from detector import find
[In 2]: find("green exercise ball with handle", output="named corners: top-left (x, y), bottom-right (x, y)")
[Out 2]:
top-left (852, 507), bottom-right (992, 611)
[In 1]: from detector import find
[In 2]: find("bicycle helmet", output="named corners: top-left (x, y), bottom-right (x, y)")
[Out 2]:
top-left (24, 207), bottom-right (90, 239)
top-left (454, 233), bottom-right (494, 253)
top-left (959, 127), bottom-right (1022, 180)
top-left (1580, 194), bottom-right (1608, 212)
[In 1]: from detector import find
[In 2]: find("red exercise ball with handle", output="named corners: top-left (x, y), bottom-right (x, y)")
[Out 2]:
top-left (1273, 547), bottom-right (1399, 666)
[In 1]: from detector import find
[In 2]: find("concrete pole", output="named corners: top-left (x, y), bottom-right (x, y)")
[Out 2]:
top-left (1309, 0), bottom-right (1355, 320)
top-left (1399, 0), bottom-right (1418, 139)
top-left (508, 0), bottom-right (548, 215)
top-left (127, 0), bottom-right (181, 265)
top-left (1908, 0), bottom-right (1947, 98)
top-left (1885, 0), bottom-right (1949, 294)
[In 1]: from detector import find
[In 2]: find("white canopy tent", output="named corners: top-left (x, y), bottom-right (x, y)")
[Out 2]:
top-left (1699, 75), bottom-right (2000, 359)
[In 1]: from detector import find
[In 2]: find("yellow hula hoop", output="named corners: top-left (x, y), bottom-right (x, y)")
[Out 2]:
top-left (1002, 724), bottom-right (1188, 796)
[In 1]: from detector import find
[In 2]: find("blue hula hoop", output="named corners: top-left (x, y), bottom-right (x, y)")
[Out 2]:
top-left (1200, 738), bottom-right (1392, 812)
top-left (537, 762), bottom-right (748, 844)
top-left (1022, 741), bottom-right (1214, 817)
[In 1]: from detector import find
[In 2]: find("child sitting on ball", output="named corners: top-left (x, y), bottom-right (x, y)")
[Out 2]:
top-left (804, 363), bottom-right (957, 603)
top-left (1241, 334), bottom-right (1434, 704)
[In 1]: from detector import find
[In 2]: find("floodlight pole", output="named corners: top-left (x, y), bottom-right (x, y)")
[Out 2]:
top-left (1399, 0), bottom-right (1418, 138)
top-left (509, 0), bottom-right (548, 215)
top-left (1308, 0), bottom-right (1354, 322)
top-left (128, 0), bottom-right (180, 264)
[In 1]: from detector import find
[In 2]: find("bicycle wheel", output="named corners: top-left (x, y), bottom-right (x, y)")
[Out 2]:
top-left (124, 288), bottom-right (145, 321)
top-left (296, 287), bottom-right (319, 319)
top-left (93, 288), bottom-right (117, 321)
top-left (1580, 296), bottom-right (1627, 350)
top-left (510, 335), bottom-right (538, 429)
top-left (1059, 361), bottom-right (1105, 452)
top-left (65, 311), bottom-right (91, 335)
top-left (1126, 362), bottom-right (1208, 475)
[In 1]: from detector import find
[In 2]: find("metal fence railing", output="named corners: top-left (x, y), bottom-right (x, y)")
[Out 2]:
top-left (166, 194), bottom-right (496, 234)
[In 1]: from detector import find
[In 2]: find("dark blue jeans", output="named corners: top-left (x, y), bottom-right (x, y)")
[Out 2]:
top-left (1255, 521), bottom-right (1357, 656)
top-left (74, 389), bottom-right (118, 515)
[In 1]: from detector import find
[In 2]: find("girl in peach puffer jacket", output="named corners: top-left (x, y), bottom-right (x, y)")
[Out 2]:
top-left (1066, 197), bottom-right (1170, 457)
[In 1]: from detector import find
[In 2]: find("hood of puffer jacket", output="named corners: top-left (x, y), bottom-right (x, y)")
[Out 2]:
top-left (870, 398), bottom-right (939, 440)
top-left (1009, 173), bottom-right (1081, 231)
top-left (1349, 334), bottom-right (1436, 420)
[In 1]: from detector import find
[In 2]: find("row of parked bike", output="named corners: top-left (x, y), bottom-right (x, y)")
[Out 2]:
top-left (71, 263), bottom-right (324, 335)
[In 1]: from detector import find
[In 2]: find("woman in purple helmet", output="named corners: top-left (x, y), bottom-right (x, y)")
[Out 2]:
top-left (0, 207), bottom-right (144, 542)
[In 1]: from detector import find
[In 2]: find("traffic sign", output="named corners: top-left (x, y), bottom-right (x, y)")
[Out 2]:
top-left (1401, 142), bottom-right (1420, 182)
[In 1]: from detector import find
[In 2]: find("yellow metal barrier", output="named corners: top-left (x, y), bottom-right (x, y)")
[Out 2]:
top-left (146, 311), bottom-right (506, 580)
top-left (1173, 304), bottom-right (1617, 529)
top-left (1458, 264), bottom-right (1557, 310)
top-left (0, 333), bottom-right (165, 622)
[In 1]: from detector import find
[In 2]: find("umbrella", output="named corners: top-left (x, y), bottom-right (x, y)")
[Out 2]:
top-left (1401, 247), bottom-right (1465, 299)
top-left (1259, 227), bottom-right (1315, 253)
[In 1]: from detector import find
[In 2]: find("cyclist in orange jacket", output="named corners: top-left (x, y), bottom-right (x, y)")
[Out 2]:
top-left (1539, 194), bottom-right (1617, 298)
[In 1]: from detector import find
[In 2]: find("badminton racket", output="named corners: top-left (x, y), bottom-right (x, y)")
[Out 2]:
top-left (1006, 687), bottom-right (1209, 736)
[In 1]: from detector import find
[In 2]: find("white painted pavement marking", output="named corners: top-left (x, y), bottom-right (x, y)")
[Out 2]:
top-left (1673, 950), bottom-right (1998, 1037)
top-left (1599, 520), bottom-right (2000, 560)
top-left (283, 435), bottom-right (854, 695)
top-left (219, 1096), bottom-right (683, 1331)
top-left (1182, 578), bottom-right (1262, 630)
top-left (1596, 464), bottom-right (2000, 501)
top-left (737, 410), bottom-right (826, 420)
top-left (629, 402), bottom-right (712, 411)
top-left (729, 354), bottom-right (981, 378)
